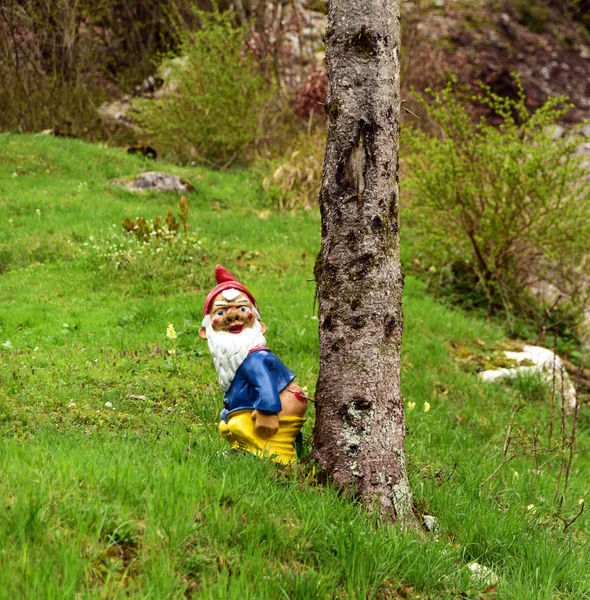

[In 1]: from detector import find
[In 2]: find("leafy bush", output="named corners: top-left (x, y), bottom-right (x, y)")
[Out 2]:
top-left (514, 0), bottom-right (549, 32)
top-left (133, 10), bottom-right (271, 167)
top-left (403, 77), bottom-right (590, 341)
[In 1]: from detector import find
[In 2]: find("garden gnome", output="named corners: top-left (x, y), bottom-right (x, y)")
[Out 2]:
top-left (199, 265), bottom-right (308, 463)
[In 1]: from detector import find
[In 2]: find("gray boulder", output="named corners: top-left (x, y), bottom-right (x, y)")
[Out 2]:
top-left (111, 172), bottom-right (193, 193)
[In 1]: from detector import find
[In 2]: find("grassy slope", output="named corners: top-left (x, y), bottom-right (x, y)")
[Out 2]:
top-left (0, 135), bottom-right (588, 599)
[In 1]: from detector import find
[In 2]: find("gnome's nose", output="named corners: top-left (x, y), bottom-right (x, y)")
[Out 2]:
top-left (225, 310), bottom-right (239, 323)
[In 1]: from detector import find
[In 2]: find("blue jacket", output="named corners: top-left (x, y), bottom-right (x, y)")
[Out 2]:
top-left (220, 349), bottom-right (296, 422)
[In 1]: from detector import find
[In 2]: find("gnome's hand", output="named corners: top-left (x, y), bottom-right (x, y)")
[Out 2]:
top-left (251, 410), bottom-right (279, 438)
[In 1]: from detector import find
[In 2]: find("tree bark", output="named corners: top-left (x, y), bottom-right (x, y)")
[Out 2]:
top-left (311, 0), bottom-right (411, 522)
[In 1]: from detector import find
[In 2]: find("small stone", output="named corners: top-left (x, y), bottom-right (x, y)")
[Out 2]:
top-left (540, 67), bottom-right (551, 82)
top-left (468, 562), bottom-right (499, 586)
top-left (423, 514), bottom-right (439, 533)
top-left (550, 125), bottom-right (565, 140)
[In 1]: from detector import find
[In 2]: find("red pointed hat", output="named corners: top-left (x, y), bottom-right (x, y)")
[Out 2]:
top-left (203, 265), bottom-right (258, 316)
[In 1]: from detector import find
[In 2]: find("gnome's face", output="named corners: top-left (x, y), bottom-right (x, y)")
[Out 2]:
top-left (199, 289), bottom-right (268, 391)
top-left (206, 291), bottom-right (263, 335)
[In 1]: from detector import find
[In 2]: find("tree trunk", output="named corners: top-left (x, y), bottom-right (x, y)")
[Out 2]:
top-left (311, 0), bottom-right (411, 522)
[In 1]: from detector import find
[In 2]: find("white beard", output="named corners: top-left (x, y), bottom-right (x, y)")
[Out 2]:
top-left (205, 319), bottom-right (267, 391)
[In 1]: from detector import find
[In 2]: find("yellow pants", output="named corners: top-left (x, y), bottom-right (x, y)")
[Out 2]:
top-left (218, 410), bottom-right (306, 464)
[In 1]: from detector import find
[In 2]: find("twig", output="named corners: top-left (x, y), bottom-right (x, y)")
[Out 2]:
top-left (481, 404), bottom-right (521, 486)
top-left (401, 100), bottom-right (421, 120)
top-left (561, 357), bottom-right (590, 391)
top-left (219, 145), bottom-right (246, 171)
top-left (548, 328), bottom-right (558, 452)
top-left (533, 295), bottom-right (563, 347)
top-left (553, 501), bottom-right (585, 533)
top-left (562, 384), bottom-right (580, 507)
top-left (481, 450), bottom-right (526, 486)
top-left (438, 462), bottom-right (457, 487)
top-left (528, 433), bottom-right (540, 504)
top-left (504, 404), bottom-right (519, 458)
top-left (555, 366), bottom-right (568, 506)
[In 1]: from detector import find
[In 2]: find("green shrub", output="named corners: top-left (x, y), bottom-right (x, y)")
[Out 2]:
top-left (403, 77), bottom-right (590, 342)
top-left (133, 10), bottom-right (271, 167)
top-left (514, 0), bottom-right (549, 33)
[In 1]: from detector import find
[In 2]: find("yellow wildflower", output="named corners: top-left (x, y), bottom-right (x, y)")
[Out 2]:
top-left (166, 324), bottom-right (177, 340)
top-left (407, 401), bottom-right (416, 411)
top-left (423, 402), bottom-right (431, 413)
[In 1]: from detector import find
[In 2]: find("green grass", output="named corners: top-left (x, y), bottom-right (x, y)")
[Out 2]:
top-left (0, 134), bottom-right (588, 598)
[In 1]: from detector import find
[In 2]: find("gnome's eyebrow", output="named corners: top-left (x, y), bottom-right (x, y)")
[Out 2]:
top-left (214, 298), bottom-right (249, 307)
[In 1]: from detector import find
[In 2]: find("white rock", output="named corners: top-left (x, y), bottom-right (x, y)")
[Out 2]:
top-left (423, 514), bottom-right (439, 533)
top-left (479, 345), bottom-right (578, 409)
top-left (468, 562), bottom-right (499, 586)
top-left (550, 124), bottom-right (565, 139)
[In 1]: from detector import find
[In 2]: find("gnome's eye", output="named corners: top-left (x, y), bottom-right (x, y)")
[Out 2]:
top-left (216, 310), bottom-right (226, 316)
top-left (239, 307), bottom-right (248, 313)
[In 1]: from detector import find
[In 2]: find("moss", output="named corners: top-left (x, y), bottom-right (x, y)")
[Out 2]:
top-left (313, 247), bottom-right (324, 285)
top-left (303, 0), bottom-right (328, 15)
top-left (324, 97), bottom-right (341, 121)
top-left (450, 340), bottom-right (535, 373)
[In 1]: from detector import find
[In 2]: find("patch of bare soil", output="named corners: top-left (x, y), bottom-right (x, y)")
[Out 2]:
top-left (402, 0), bottom-right (590, 122)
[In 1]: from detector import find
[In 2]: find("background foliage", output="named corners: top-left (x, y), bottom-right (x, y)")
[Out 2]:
top-left (403, 78), bottom-right (590, 352)
top-left (133, 11), bottom-right (272, 167)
